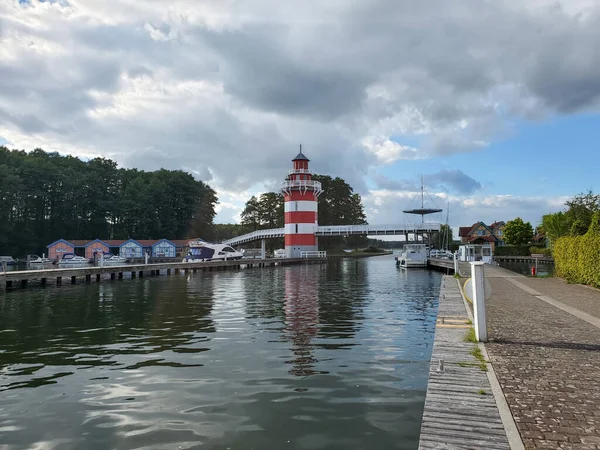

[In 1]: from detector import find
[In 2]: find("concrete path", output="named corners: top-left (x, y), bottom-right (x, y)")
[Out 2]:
top-left (484, 265), bottom-right (600, 449)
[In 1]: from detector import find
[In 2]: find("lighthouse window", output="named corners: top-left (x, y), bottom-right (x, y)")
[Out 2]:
top-left (295, 224), bottom-right (298, 233)
top-left (295, 201), bottom-right (298, 211)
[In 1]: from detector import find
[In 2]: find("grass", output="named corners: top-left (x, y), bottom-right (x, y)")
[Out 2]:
top-left (463, 328), bottom-right (477, 343)
top-left (462, 328), bottom-right (488, 371)
top-left (453, 272), bottom-right (461, 279)
top-left (478, 389), bottom-right (487, 395)
top-left (470, 345), bottom-right (488, 371)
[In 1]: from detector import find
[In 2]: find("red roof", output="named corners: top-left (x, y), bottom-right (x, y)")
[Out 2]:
top-left (458, 227), bottom-right (473, 237)
top-left (104, 240), bottom-right (125, 246)
top-left (171, 239), bottom-right (193, 246)
top-left (467, 235), bottom-right (496, 243)
top-left (489, 221), bottom-right (504, 230)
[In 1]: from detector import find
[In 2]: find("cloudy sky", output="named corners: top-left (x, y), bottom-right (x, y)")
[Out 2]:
top-left (2, 0), bottom-right (599, 236)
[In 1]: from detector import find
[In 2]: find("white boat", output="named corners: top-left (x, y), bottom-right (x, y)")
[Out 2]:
top-left (273, 249), bottom-right (286, 258)
top-left (99, 252), bottom-right (128, 264)
top-left (0, 256), bottom-right (17, 266)
top-left (395, 244), bottom-right (428, 268)
top-left (183, 240), bottom-right (243, 262)
top-left (56, 253), bottom-right (91, 265)
top-left (28, 254), bottom-right (52, 265)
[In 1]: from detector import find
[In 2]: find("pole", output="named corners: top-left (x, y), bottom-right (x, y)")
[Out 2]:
top-left (145, 252), bottom-right (149, 265)
top-left (454, 252), bottom-right (459, 275)
top-left (470, 261), bottom-right (488, 342)
top-left (261, 239), bottom-right (266, 259)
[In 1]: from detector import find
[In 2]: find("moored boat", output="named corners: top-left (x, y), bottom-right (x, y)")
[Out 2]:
top-left (28, 255), bottom-right (52, 265)
top-left (56, 253), bottom-right (91, 265)
top-left (98, 252), bottom-right (128, 264)
top-left (183, 240), bottom-right (243, 262)
top-left (0, 256), bottom-right (17, 266)
top-left (395, 244), bottom-right (428, 268)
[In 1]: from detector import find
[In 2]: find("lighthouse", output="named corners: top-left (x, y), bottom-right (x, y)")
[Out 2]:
top-left (281, 147), bottom-right (323, 258)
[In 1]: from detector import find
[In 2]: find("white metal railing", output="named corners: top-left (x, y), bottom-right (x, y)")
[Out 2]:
top-left (288, 168), bottom-right (312, 175)
top-left (223, 227), bottom-right (284, 246)
top-left (223, 223), bottom-right (441, 245)
top-left (281, 179), bottom-right (323, 196)
top-left (300, 251), bottom-right (327, 258)
top-left (316, 223), bottom-right (441, 235)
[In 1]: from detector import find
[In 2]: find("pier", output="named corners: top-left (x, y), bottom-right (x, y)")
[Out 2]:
top-left (419, 275), bottom-right (512, 449)
top-left (0, 257), bottom-right (326, 290)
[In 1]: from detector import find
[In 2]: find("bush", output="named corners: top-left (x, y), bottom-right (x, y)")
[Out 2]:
top-left (554, 212), bottom-right (600, 288)
top-left (494, 245), bottom-right (530, 256)
top-left (529, 246), bottom-right (552, 257)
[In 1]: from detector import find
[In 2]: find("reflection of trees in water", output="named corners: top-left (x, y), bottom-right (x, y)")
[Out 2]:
top-left (0, 275), bottom-right (216, 381)
top-left (242, 268), bottom-right (288, 321)
top-left (283, 265), bottom-right (324, 377)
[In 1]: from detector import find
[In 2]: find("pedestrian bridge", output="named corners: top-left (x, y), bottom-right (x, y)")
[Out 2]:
top-left (223, 223), bottom-right (441, 246)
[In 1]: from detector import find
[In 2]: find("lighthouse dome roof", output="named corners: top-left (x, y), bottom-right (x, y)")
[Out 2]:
top-left (292, 150), bottom-right (309, 162)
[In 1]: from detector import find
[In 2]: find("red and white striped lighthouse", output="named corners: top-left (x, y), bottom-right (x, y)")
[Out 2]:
top-left (281, 146), bottom-right (323, 258)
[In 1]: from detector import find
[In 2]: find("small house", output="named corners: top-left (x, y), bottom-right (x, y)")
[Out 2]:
top-left (117, 239), bottom-right (143, 258)
top-left (458, 244), bottom-right (493, 264)
top-left (84, 239), bottom-right (110, 259)
top-left (47, 239), bottom-right (76, 260)
top-left (152, 239), bottom-right (176, 257)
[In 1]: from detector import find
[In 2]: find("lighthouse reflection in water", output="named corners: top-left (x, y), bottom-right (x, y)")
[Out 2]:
top-left (283, 265), bottom-right (323, 378)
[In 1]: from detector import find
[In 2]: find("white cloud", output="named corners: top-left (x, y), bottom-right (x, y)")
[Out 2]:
top-left (1, 0), bottom-right (598, 225)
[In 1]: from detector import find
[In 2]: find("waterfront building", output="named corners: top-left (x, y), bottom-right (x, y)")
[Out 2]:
top-left (151, 239), bottom-right (177, 257)
top-left (281, 147), bottom-right (323, 258)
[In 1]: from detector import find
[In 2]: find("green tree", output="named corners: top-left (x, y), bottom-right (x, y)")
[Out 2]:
top-left (0, 146), bottom-right (219, 257)
top-left (503, 217), bottom-right (534, 246)
top-left (564, 190), bottom-right (600, 235)
top-left (240, 196), bottom-right (261, 230)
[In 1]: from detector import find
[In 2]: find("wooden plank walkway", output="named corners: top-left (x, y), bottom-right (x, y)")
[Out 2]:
top-left (419, 276), bottom-right (511, 450)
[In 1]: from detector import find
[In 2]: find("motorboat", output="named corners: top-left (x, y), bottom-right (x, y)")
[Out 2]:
top-left (0, 256), bottom-right (17, 266)
top-left (273, 249), bottom-right (286, 258)
top-left (28, 255), bottom-right (52, 265)
top-left (183, 241), bottom-right (243, 262)
top-left (98, 252), bottom-right (128, 264)
top-left (56, 253), bottom-right (91, 265)
top-left (395, 244), bottom-right (428, 268)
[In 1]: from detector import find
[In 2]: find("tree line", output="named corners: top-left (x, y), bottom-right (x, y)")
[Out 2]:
top-left (499, 191), bottom-right (600, 248)
top-left (0, 147), bottom-right (217, 257)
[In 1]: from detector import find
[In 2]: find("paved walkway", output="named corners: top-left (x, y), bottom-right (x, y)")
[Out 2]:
top-left (484, 265), bottom-right (600, 449)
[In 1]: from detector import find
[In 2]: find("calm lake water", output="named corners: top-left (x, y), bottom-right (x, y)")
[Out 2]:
top-left (0, 256), bottom-right (441, 450)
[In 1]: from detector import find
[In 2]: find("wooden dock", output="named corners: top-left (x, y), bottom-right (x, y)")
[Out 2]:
top-left (418, 276), bottom-right (512, 450)
top-left (0, 257), bottom-right (327, 290)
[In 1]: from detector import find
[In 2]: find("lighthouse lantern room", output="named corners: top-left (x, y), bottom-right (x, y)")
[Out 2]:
top-left (281, 146), bottom-right (323, 258)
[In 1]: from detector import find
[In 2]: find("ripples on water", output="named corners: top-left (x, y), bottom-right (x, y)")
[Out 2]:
top-left (0, 256), bottom-right (441, 450)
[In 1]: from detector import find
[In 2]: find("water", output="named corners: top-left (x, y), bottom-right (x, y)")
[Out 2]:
top-left (0, 256), bottom-right (441, 450)
top-left (497, 260), bottom-right (555, 277)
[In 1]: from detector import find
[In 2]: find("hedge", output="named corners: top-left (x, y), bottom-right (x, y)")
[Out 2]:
top-left (554, 212), bottom-right (600, 288)
top-left (494, 245), bottom-right (531, 256)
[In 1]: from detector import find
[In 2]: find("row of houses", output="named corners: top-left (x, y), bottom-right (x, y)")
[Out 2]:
top-left (47, 238), bottom-right (196, 260)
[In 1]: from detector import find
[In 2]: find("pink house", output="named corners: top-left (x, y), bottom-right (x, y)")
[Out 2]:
top-left (84, 239), bottom-right (110, 259)
top-left (46, 239), bottom-right (76, 260)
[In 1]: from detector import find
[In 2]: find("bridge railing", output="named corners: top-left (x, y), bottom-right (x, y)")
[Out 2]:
top-left (300, 251), bottom-right (327, 258)
top-left (223, 227), bottom-right (284, 245)
top-left (316, 223), bottom-right (441, 235)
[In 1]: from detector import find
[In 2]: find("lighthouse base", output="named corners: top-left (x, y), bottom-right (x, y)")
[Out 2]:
top-left (286, 245), bottom-right (318, 258)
